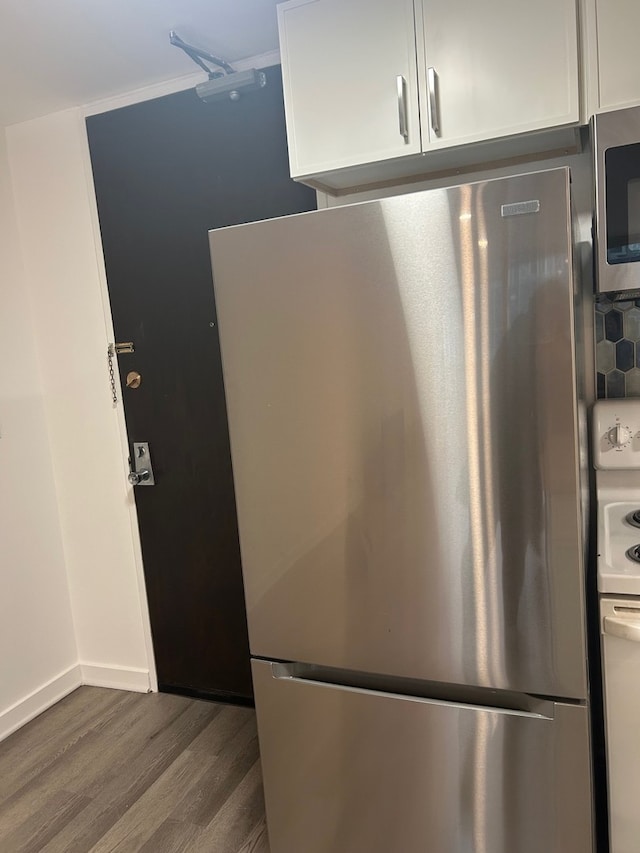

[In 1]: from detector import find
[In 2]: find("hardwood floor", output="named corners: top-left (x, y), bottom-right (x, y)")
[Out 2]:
top-left (0, 687), bottom-right (269, 852)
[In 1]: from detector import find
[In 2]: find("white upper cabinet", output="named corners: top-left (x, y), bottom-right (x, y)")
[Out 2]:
top-left (593, 0), bottom-right (640, 111)
top-left (277, 0), bottom-right (421, 177)
top-left (277, 0), bottom-right (582, 191)
top-left (417, 0), bottom-right (580, 149)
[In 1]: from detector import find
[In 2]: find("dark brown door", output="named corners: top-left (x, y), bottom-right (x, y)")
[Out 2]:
top-left (86, 66), bottom-right (316, 703)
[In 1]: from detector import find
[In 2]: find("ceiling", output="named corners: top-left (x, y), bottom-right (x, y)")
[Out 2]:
top-left (0, 0), bottom-right (281, 127)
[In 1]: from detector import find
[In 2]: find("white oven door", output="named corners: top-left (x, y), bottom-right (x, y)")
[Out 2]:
top-left (601, 597), bottom-right (640, 853)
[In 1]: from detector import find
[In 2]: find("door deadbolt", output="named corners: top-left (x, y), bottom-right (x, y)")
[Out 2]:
top-left (129, 442), bottom-right (155, 486)
top-left (126, 371), bottom-right (142, 389)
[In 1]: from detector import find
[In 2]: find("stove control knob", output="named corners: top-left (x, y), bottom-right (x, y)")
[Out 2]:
top-left (607, 423), bottom-right (633, 449)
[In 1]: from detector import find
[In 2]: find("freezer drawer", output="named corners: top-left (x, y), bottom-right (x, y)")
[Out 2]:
top-left (252, 660), bottom-right (593, 853)
top-left (601, 597), bottom-right (640, 853)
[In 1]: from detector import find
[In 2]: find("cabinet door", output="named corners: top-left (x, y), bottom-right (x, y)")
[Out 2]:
top-left (418, 0), bottom-right (579, 149)
top-left (278, 0), bottom-right (420, 177)
top-left (596, 0), bottom-right (640, 110)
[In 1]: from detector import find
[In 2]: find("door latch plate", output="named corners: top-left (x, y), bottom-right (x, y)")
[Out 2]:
top-left (130, 442), bottom-right (155, 485)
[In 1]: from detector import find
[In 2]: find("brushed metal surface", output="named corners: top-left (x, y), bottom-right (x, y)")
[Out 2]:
top-left (126, 370), bottom-right (142, 389)
top-left (396, 75), bottom-right (409, 141)
top-left (130, 441), bottom-right (155, 486)
top-left (252, 659), bottom-right (592, 853)
top-left (593, 105), bottom-right (640, 294)
top-left (210, 168), bottom-right (587, 700)
top-left (427, 65), bottom-right (440, 136)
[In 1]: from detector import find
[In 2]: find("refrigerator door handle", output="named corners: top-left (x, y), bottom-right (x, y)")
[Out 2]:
top-left (603, 614), bottom-right (640, 643)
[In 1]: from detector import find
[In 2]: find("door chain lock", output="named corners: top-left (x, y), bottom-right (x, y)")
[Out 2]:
top-left (107, 342), bottom-right (136, 405)
top-left (128, 442), bottom-right (155, 486)
top-left (107, 344), bottom-right (118, 405)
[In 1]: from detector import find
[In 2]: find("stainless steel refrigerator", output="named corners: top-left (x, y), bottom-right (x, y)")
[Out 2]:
top-left (208, 167), bottom-right (593, 853)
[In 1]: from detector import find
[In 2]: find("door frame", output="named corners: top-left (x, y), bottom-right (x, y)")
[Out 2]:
top-left (79, 47), bottom-right (283, 695)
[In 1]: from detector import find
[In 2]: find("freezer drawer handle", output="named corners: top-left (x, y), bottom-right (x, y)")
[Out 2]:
top-left (269, 663), bottom-right (554, 719)
top-left (604, 615), bottom-right (640, 643)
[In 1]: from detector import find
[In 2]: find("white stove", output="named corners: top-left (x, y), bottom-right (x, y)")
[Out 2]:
top-left (595, 399), bottom-right (640, 593)
top-left (598, 499), bottom-right (640, 593)
top-left (593, 398), bottom-right (640, 853)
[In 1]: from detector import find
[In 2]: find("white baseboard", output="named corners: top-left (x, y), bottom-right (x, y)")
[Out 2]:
top-left (0, 664), bottom-right (82, 743)
top-left (0, 663), bottom-right (152, 742)
top-left (80, 663), bottom-right (150, 693)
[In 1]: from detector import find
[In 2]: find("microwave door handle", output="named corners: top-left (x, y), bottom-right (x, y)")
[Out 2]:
top-left (603, 615), bottom-right (640, 643)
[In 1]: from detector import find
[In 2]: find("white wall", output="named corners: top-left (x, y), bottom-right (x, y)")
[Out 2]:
top-left (0, 129), bottom-right (80, 739)
top-left (0, 51), bottom-right (280, 727)
top-left (6, 108), bottom-right (154, 694)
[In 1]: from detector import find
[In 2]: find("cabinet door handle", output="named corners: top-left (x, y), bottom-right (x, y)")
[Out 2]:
top-left (397, 75), bottom-right (409, 142)
top-left (427, 67), bottom-right (441, 137)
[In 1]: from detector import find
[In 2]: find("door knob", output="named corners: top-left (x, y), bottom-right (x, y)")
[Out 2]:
top-left (128, 442), bottom-right (155, 486)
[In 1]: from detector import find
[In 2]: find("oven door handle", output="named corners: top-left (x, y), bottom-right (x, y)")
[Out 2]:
top-left (604, 615), bottom-right (640, 643)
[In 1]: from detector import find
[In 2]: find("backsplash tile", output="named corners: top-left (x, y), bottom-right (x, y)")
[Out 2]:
top-left (596, 296), bottom-right (640, 397)
top-left (617, 339), bottom-right (635, 370)
top-left (604, 308), bottom-right (623, 342)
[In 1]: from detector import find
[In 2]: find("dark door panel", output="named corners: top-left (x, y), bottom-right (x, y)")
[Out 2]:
top-left (87, 66), bottom-right (316, 701)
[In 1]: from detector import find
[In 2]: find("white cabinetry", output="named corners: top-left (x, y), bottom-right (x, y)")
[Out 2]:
top-left (277, 0), bottom-right (420, 176)
top-left (593, 0), bottom-right (640, 111)
top-left (416, 0), bottom-right (579, 149)
top-left (277, 0), bottom-right (581, 193)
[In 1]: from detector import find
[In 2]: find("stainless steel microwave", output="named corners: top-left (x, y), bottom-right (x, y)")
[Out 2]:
top-left (593, 105), bottom-right (640, 294)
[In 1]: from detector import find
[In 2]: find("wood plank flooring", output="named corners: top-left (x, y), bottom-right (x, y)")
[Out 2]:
top-left (0, 687), bottom-right (269, 852)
